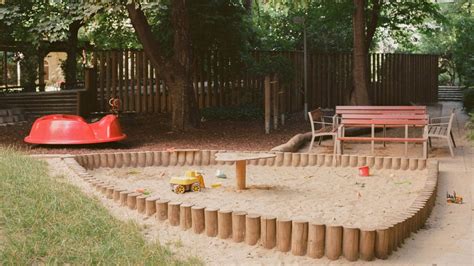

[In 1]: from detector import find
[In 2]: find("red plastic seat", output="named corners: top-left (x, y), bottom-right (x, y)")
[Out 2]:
top-left (24, 114), bottom-right (127, 145)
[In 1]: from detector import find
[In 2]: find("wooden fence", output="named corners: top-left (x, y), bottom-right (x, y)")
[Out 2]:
top-left (0, 49), bottom-right (438, 116)
top-left (90, 50), bottom-right (438, 114)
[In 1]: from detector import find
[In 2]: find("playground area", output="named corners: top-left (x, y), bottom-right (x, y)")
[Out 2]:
top-left (35, 102), bottom-right (470, 264)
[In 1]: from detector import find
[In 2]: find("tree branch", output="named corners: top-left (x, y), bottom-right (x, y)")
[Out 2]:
top-left (126, 3), bottom-right (167, 69)
top-left (365, 0), bottom-right (382, 52)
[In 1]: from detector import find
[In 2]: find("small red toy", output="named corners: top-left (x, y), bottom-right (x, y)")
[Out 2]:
top-left (24, 114), bottom-right (126, 145)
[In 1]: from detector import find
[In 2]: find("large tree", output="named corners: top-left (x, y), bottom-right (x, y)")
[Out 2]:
top-left (126, 1), bottom-right (200, 131)
top-left (350, 0), bottom-right (440, 104)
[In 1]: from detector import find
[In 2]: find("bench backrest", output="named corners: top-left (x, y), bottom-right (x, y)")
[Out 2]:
top-left (336, 106), bottom-right (427, 116)
top-left (336, 106), bottom-right (428, 126)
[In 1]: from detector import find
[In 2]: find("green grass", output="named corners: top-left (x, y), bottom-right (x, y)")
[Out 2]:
top-left (0, 148), bottom-right (201, 265)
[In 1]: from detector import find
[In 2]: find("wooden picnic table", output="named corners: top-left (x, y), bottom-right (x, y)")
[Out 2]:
top-left (335, 106), bottom-right (429, 158)
top-left (215, 152), bottom-right (276, 190)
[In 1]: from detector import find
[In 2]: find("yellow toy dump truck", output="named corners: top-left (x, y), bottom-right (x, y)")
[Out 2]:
top-left (169, 170), bottom-right (205, 194)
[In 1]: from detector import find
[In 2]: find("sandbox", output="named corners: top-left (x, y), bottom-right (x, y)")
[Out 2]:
top-left (68, 150), bottom-right (439, 262)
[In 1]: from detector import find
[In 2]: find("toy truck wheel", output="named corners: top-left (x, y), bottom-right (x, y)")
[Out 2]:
top-left (174, 185), bottom-right (186, 194)
top-left (191, 183), bottom-right (200, 192)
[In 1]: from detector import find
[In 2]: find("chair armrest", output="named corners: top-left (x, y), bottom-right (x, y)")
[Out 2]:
top-left (430, 116), bottom-right (451, 123)
top-left (428, 123), bottom-right (449, 127)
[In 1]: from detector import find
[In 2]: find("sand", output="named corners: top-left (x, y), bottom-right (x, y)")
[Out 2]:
top-left (89, 164), bottom-right (427, 228)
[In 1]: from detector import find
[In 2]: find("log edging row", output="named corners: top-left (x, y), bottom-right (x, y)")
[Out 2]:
top-left (64, 151), bottom-right (438, 261)
top-left (74, 150), bottom-right (429, 171)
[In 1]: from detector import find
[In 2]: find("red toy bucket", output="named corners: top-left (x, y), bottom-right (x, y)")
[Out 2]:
top-left (359, 166), bottom-right (370, 176)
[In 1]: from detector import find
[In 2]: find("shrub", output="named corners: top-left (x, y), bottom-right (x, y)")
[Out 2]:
top-left (463, 87), bottom-right (474, 112)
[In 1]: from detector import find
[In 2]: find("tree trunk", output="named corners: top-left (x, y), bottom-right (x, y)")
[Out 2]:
top-left (126, 1), bottom-right (200, 131)
top-left (351, 0), bottom-right (371, 105)
top-left (64, 21), bottom-right (81, 90)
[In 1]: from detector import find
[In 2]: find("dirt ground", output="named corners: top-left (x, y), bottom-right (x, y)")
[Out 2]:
top-left (0, 113), bottom-right (308, 154)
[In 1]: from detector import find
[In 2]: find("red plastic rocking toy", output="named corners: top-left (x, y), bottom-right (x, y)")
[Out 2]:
top-left (24, 98), bottom-right (127, 145)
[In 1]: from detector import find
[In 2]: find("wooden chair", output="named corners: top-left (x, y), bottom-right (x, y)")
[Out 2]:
top-left (427, 110), bottom-right (456, 157)
top-left (307, 109), bottom-right (338, 153)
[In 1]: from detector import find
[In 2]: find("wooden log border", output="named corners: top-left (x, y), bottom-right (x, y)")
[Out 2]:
top-left (64, 150), bottom-right (438, 261)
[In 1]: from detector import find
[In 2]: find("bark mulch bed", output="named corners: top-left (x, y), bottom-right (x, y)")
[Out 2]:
top-left (0, 113), bottom-right (308, 154)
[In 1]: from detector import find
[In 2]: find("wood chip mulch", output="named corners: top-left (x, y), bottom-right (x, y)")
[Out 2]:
top-left (0, 113), bottom-right (309, 155)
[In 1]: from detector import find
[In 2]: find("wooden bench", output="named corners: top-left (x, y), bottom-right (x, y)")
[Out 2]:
top-left (335, 106), bottom-right (429, 158)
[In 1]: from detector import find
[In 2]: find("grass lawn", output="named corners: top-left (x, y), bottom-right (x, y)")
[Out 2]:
top-left (0, 148), bottom-right (200, 265)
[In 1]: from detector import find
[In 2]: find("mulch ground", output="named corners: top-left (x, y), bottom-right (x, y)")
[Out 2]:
top-left (0, 113), bottom-right (308, 154)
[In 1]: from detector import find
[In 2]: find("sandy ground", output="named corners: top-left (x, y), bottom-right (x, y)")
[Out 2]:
top-left (41, 102), bottom-right (472, 265)
top-left (90, 165), bottom-right (427, 229)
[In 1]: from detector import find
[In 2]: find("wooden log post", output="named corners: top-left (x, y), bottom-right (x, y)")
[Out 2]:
top-left (177, 151), bottom-right (186, 166)
top-left (357, 156), bottom-right (367, 167)
top-left (218, 209), bottom-right (232, 239)
top-left (130, 152), bottom-right (138, 167)
top-left (99, 153), bottom-right (108, 168)
top-left (392, 157), bottom-right (401, 170)
top-left (359, 228), bottom-right (376, 261)
top-left (120, 191), bottom-right (130, 206)
top-left (343, 227), bottom-right (360, 261)
top-left (169, 151), bottom-right (178, 166)
top-left (145, 197), bottom-right (158, 216)
top-left (341, 155), bottom-right (350, 167)
top-left (153, 151), bottom-right (162, 166)
top-left (291, 153), bottom-right (301, 167)
top-left (201, 150), bottom-right (210, 166)
top-left (418, 158), bottom-right (426, 170)
top-left (106, 186), bottom-right (114, 199)
top-left (232, 211), bottom-right (247, 243)
top-left (308, 154), bottom-right (317, 166)
top-left (137, 195), bottom-right (148, 214)
top-left (156, 199), bottom-right (169, 221)
top-left (307, 222), bottom-right (325, 259)
top-left (168, 201), bottom-right (181, 226)
top-left (325, 155), bottom-right (333, 167)
top-left (276, 218), bottom-right (292, 252)
top-left (205, 208), bottom-right (219, 237)
top-left (383, 157), bottom-right (392, 169)
top-left (106, 153), bottom-right (115, 168)
top-left (114, 153), bottom-right (124, 168)
top-left (236, 160), bottom-right (246, 190)
top-left (375, 227), bottom-right (390, 259)
top-left (291, 220), bottom-right (308, 256)
top-left (261, 215), bottom-right (276, 249)
top-left (366, 156), bottom-right (375, 167)
top-left (113, 188), bottom-right (125, 202)
top-left (179, 203), bottom-right (193, 230)
top-left (400, 157), bottom-right (409, 170)
top-left (191, 206), bottom-right (205, 234)
top-left (127, 192), bottom-right (140, 210)
top-left (349, 155), bottom-right (358, 167)
top-left (409, 158), bottom-right (418, 170)
top-left (145, 151), bottom-right (154, 167)
top-left (317, 154), bottom-right (325, 166)
top-left (375, 157), bottom-right (383, 170)
top-left (325, 225), bottom-right (343, 260)
top-left (122, 152), bottom-right (131, 167)
top-left (194, 150), bottom-right (202, 165)
top-left (161, 151), bottom-right (170, 166)
top-left (245, 213), bottom-right (261, 246)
